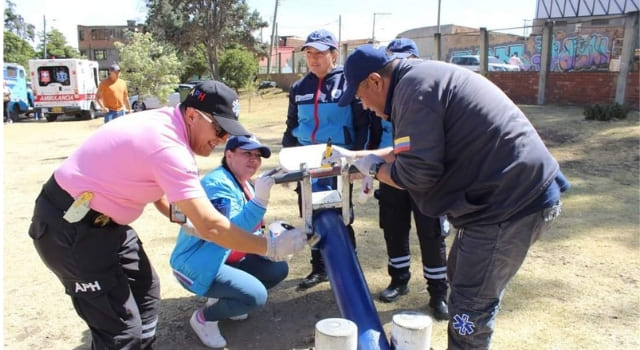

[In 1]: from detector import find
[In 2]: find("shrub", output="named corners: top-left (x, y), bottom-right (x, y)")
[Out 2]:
top-left (584, 103), bottom-right (628, 121)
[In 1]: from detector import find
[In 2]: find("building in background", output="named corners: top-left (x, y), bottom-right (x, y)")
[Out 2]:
top-left (77, 20), bottom-right (145, 78)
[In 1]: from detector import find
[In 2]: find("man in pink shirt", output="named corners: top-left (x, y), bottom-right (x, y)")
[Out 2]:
top-left (28, 81), bottom-right (307, 350)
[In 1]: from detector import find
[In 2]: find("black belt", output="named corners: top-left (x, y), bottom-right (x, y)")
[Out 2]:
top-left (42, 176), bottom-right (114, 227)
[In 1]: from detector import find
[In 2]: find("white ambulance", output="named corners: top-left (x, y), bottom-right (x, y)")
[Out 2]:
top-left (28, 59), bottom-right (101, 122)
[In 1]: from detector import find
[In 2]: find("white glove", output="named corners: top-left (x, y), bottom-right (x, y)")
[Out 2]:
top-left (357, 175), bottom-right (375, 203)
top-left (253, 175), bottom-right (275, 207)
top-left (265, 228), bottom-right (308, 261)
top-left (181, 219), bottom-right (197, 236)
top-left (321, 145), bottom-right (355, 166)
top-left (353, 154), bottom-right (385, 176)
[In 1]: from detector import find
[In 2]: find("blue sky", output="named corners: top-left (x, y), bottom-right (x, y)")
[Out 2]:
top-left (14, 0), bottom-right (537, 49)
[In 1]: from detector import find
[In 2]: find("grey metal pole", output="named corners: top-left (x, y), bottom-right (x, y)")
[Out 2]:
top-left (372, 13), bottom-right (376, 42)
top-left (615, 11), bottom-right (639, 105)
top-left (537, 21), bottom-right (553, 105)
top-left (267, 0), bottom-right (279, 76)
top-left (43, 15), bottom-right (47, 59)
top-left (437, 0), bottom-right (441, 34)
top-left (338, 15), bottom-right (342, 64)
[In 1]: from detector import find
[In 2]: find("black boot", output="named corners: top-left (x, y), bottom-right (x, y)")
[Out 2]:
top-left (379, 281), bottom-right (409, 303)
top-left (297, 270), bottom-right (328, 291)
top-left (429, 296), bottom-right (449, 321)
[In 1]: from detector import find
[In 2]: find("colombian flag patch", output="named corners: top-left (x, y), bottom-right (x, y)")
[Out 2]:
top-left (394, 136), bottom-right (411, 154)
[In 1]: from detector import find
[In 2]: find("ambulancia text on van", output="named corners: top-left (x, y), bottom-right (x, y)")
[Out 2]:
top-left (28, 59), bottom-right (101, 122)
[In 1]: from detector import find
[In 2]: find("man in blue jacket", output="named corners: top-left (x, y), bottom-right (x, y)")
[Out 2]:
top-left (330, 44), bottom-right (570, 350)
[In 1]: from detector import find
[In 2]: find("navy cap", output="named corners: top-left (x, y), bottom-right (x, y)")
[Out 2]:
top-left (302, 29), bottom-right (338, 51)
top-left (182, 80), bottom-right (250, 136)
top-left (338, 44), bottom-right (394, 107)
top-left (387, 37), bottom-right (419, 58)
top-left (224, 134), bottom-right (271, 158)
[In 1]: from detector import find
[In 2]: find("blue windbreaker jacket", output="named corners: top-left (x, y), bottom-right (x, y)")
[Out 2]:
top-left (282, 66), bottom-right (371, 150)
top-left (169, 166), bottom-right (265, 296)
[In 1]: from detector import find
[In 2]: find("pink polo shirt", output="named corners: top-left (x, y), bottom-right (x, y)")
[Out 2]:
top-left (54, 106), bottom-right (206, 225)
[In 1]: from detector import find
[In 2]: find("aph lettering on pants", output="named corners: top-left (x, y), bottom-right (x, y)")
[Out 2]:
top-left (75, 281), bottom-right (102, 293)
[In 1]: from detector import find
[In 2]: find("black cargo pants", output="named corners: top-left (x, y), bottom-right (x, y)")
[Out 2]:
top-left (377, 182), bottom-right (448, 298)
top-left (29, 176), bottom-right (160, 350)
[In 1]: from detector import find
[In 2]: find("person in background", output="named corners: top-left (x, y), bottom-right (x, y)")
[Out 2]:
top-left (330, 44), bottom-right (569, 349)
top-left (171, 135), bottom-right (288, 349)
top-left (28, 80), bottom-right (307, 350)
top-left (365, 37), bottom-right (449, 321)
top-left (508, 52), bottom-right (524, 70)
top-left (281, 29), bottom-right (371, 291)
top-left (96, 63), bottom-right (131, 123)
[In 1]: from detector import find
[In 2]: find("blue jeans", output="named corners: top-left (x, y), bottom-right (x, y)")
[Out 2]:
top-left (202, 254), bottom-right (288, 321)
top-left (104, 110), bottom-right (126, 123)
top-left (446, 202), bottom-right (562, 350)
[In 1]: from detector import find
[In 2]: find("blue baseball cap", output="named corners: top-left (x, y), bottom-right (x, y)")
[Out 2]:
top-left (387, 37), bottom-right (419, 58)
top-left (225, 134), bottom-right (271, 158)
top-left (338, 44), bottom-right (395, 107)
top-left (302, 29), bottom-right (338, 51)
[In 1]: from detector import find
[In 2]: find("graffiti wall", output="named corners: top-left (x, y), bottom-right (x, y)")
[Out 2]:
top-left (446, 27), bottom-right (625, 72)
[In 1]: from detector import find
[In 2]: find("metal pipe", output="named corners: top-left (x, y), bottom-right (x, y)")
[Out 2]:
top-left (314, 210), bottom-right (390, 350)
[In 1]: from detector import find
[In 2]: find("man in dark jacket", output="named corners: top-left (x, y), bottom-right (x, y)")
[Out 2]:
top-left (330, 44), bottom-right (570, 350)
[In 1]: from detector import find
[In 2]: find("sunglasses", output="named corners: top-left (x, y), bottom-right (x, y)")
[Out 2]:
top-left (194, 109), bottom-right (229, 138)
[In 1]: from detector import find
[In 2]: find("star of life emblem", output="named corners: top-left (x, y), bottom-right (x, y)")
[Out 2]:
top-left (452, 313), bottom-right (475, 335)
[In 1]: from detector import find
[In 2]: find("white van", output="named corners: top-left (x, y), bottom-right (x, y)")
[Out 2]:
top-left (28, 59), bottom-right (101, 122)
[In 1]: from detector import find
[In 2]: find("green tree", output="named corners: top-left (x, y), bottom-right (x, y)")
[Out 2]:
top-left (146, 0), bottom-right (267, 79)
top-left (4, 0), bottom-right (35, 42)
top-left (218, 47), bottom-right (257, 91)
top-left (3, 30), bottom-right (36, 67)
top-left (36, 29), bottom-right (81, 58)
top-left (178, 44), bottom-right (210, 82)
top-left (114, 31), bottom-right (181, 105)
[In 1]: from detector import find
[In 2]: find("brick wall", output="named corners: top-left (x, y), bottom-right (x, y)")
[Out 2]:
top-left (487, 72), bottom-right (539, 105)
top-left (264, 71), bottom-right (638, 108)
top-left (488, 71), bottom-right (639, 108)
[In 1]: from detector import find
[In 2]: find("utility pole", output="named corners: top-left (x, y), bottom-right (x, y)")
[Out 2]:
top-left (437, 0), bottom-right (441, 34)
top-left (435, 0), bottom-right (442, 61)
top-left (338, 15), bottom-right (342, 64)
top-left (372, 12), bottom-right (391, 43)
top-left (43, 15), bottom-right (47, 59)
top-left (267, 0), bottom-right (279, 76)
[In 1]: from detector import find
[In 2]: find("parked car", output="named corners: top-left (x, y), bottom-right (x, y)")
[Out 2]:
top-left (449, 55), bottom-right (520, 72)
top-left (129, 83), bottom-right (194, 112)
top-left (258, 80), bottom-right (277, 89)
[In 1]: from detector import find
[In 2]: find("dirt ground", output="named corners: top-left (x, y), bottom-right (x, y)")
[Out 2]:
top-left (2, 98), bottom-right (639, 350)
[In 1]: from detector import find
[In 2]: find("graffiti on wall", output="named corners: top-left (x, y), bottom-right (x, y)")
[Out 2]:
top-left (448, 31), bottom-right (614, 72)
top-left (530, 32), bottom-right (611, 72)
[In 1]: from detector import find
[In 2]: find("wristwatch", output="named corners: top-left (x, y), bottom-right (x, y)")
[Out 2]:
top-left (369, 161), bottom-right (383, 179)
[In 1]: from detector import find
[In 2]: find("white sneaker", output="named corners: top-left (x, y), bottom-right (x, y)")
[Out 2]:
top-left (229, 313), bottom-right (248, 321)
top-left (189, 309), bottom-right (227, 348)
